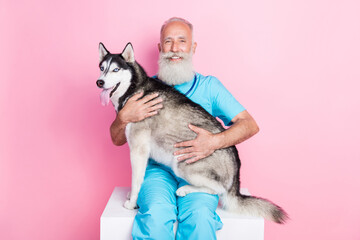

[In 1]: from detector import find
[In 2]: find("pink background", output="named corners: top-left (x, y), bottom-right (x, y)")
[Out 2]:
top-left (1, 0), bottom-right (360, 239)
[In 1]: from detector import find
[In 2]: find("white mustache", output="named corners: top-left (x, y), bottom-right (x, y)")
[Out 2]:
top-left (161, 51), bottom-right (190, 60)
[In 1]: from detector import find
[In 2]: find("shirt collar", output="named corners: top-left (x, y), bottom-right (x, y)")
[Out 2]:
top-left (174, 73), bottom-right (197, 95)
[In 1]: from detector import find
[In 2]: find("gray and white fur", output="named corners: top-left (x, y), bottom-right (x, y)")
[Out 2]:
top-left (96, 42), bottom-right (288, 224)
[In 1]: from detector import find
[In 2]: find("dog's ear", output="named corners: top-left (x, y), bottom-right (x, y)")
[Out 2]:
top-left (99, 42), bottom-right (109, 62)
top-left (122, 42), bottom-right (135, 63)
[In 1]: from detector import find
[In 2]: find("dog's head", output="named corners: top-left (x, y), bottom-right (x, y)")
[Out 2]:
top-left (97, 42), bottom-right (135, 106)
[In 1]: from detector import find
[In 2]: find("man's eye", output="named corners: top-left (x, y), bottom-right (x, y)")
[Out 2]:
top-left (113, 68), bottom-right (120, 72)
top-left (100, 67), bottom-right (104, 71)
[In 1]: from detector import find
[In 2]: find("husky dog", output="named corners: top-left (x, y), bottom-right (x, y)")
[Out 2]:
top-left (96, 42), bottom-right (288, 224)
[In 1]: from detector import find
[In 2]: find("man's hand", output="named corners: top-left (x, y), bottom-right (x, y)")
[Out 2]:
top-left (172, 111), bottom-right (260, 164)
top-left (173, 124), bottom-right (219, 164)
top-left (118, 91), bottom-right (163, 124)
top-left (110, 91), bottom-right (163, 146)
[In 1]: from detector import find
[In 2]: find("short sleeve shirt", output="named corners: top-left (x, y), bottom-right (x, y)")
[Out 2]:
top-left (173, 72), bottom-right (245, 126)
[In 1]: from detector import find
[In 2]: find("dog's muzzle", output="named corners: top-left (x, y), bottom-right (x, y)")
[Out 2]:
top-left (96, 79), bottom-right (105, 88)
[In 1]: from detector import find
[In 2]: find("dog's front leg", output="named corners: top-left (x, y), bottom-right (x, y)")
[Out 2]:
top-left (124, 149), bottom-right (149, 209)
top-left (124, 127), bottom-right (151, 210)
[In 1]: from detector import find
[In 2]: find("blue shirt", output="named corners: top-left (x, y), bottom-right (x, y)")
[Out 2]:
top-left (173, 72), bottom-right (246, 126)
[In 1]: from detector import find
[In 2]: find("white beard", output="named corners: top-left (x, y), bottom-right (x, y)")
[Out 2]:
top-left (157, 51), bottom-right (195, 85)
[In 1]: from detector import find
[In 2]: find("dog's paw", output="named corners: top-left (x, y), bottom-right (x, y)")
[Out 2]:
top-left (176, 186), bottom-right (192, 197)
top-left (124, 200), bottom-right (137, 210)
top-left (126, 191), bottom-right (131, 200)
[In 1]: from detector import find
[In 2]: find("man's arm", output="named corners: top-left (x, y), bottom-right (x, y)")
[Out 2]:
top-left (110, 114), bottom-right (129, 146)
top-left (174, 110), bottom-right (259, 163)
top-left (110, 92), bottom-right (163, 146)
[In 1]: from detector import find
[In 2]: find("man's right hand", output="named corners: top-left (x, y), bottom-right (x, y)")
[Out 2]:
top-left (118, 91), bottom-right (163, 124)
top-left (110, 91), bottom-right (163, 146)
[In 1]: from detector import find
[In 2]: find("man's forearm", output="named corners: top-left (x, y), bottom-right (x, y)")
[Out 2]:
top-left (213, 114), bottom-right (259, 150)
top-left (110, 116), bottom-right (128, 146)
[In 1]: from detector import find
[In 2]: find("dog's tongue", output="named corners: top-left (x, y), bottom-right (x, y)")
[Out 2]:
top-left (100, 88), bottom-right (112, 106)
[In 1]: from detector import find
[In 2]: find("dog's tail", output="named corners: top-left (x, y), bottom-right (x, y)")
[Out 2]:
top-left (221, 189), bottom-right (289, 224)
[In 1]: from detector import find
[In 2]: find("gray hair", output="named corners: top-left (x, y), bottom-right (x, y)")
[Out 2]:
top-left (160, 17), bottom-right (194, 37)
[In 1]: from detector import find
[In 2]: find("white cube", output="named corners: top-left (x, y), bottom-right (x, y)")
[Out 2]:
top-left (101, 187), bottom-right (264, 240)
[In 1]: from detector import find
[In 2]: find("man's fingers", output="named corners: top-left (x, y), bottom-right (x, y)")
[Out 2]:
top-left (185, 156), bottom-right (202, 164)
top-left (145, 97), bottom-right (163, 108)
top-left (147, 104), bottom-right (163, 112)
top-left (188, 124), bottom-right (202, 134)
top-left (177, 153), bottom-right (196, 162)
top-left (174, 147), bottom-right (195, 156)
top-left (174, 140), bottom-right (194, 148)
top-left (129, 92), bottom-right (158, 103)
top-left (130, 91), bottom-right (144, 101)
top-left (145, 110), bottom-right (159, 118)
top-left (139, 92), bottom-right (160, 104)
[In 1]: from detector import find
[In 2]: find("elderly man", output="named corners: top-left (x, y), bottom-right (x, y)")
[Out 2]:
top-left (110, 17), bottom-right (259, 240)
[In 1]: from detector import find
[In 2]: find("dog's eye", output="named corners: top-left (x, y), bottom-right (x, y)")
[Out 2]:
top-left (100, 67), bottom-right (104, 71)
top-left (114, 68), bottom-right (120, 72)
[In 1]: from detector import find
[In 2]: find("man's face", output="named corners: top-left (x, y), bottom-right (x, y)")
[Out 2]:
top-left (157, 20), bottom-right (197, 85)
top-left (158, 21), bottom-right (197, 61)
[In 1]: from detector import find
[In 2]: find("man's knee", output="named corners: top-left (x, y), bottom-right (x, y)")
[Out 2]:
top-left (177, 205), bottom-right (222, 240)
top-left (177, 194), bottom-right (223, 239)
top-left (179, 204), bottom-right (214, 224)
top-left (178, 192), bottom-right (219, 215)
top-left (138, 201), bottom-right (177, 217)
top-left (132, 203), bottom-right (177, 240)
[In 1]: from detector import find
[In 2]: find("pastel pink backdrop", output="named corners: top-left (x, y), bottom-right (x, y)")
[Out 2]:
top-left (1, 0), bottom-right (359, 239)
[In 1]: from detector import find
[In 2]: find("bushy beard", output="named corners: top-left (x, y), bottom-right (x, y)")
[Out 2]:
top-left (157, 51), bottom-right (195, 85)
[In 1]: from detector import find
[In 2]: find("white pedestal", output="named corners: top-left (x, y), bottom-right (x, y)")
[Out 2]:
top-left (101, 187), bottom-right (264, 240)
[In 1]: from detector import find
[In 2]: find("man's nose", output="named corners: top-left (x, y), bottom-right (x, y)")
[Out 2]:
top-left (171, 42), bottom-right (179, 52)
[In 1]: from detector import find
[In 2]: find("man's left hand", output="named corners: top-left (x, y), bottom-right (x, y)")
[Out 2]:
top-left (173, 124), bottom-right (218, 164)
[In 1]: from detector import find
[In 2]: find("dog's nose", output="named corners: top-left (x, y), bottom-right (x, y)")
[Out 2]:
top-left (96, 79), bottom-right (105, 88)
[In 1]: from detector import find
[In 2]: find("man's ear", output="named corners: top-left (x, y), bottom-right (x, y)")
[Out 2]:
top-left (192, 42), bottom-right (197, 54)
top-left (158, 43), bottom-right (161, 52)
top-left (99, 42), bottom-right (109, 62)
top-left (122, 42), bottom-right (135, 63)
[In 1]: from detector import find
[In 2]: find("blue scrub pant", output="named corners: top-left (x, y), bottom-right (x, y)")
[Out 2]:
top-left (131, 159), bottom-right (223, 240)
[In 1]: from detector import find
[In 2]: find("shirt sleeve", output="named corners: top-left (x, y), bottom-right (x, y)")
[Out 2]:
top-left (209, 77), bottom-right (246, 126)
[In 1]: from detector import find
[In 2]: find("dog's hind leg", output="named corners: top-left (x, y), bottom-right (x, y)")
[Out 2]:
top-left (176, 185), bottom-right (217, 197)
top-left (124, 126), bottom-right (151, 210)
top-left (176, 175), bottom-right (227, 197)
